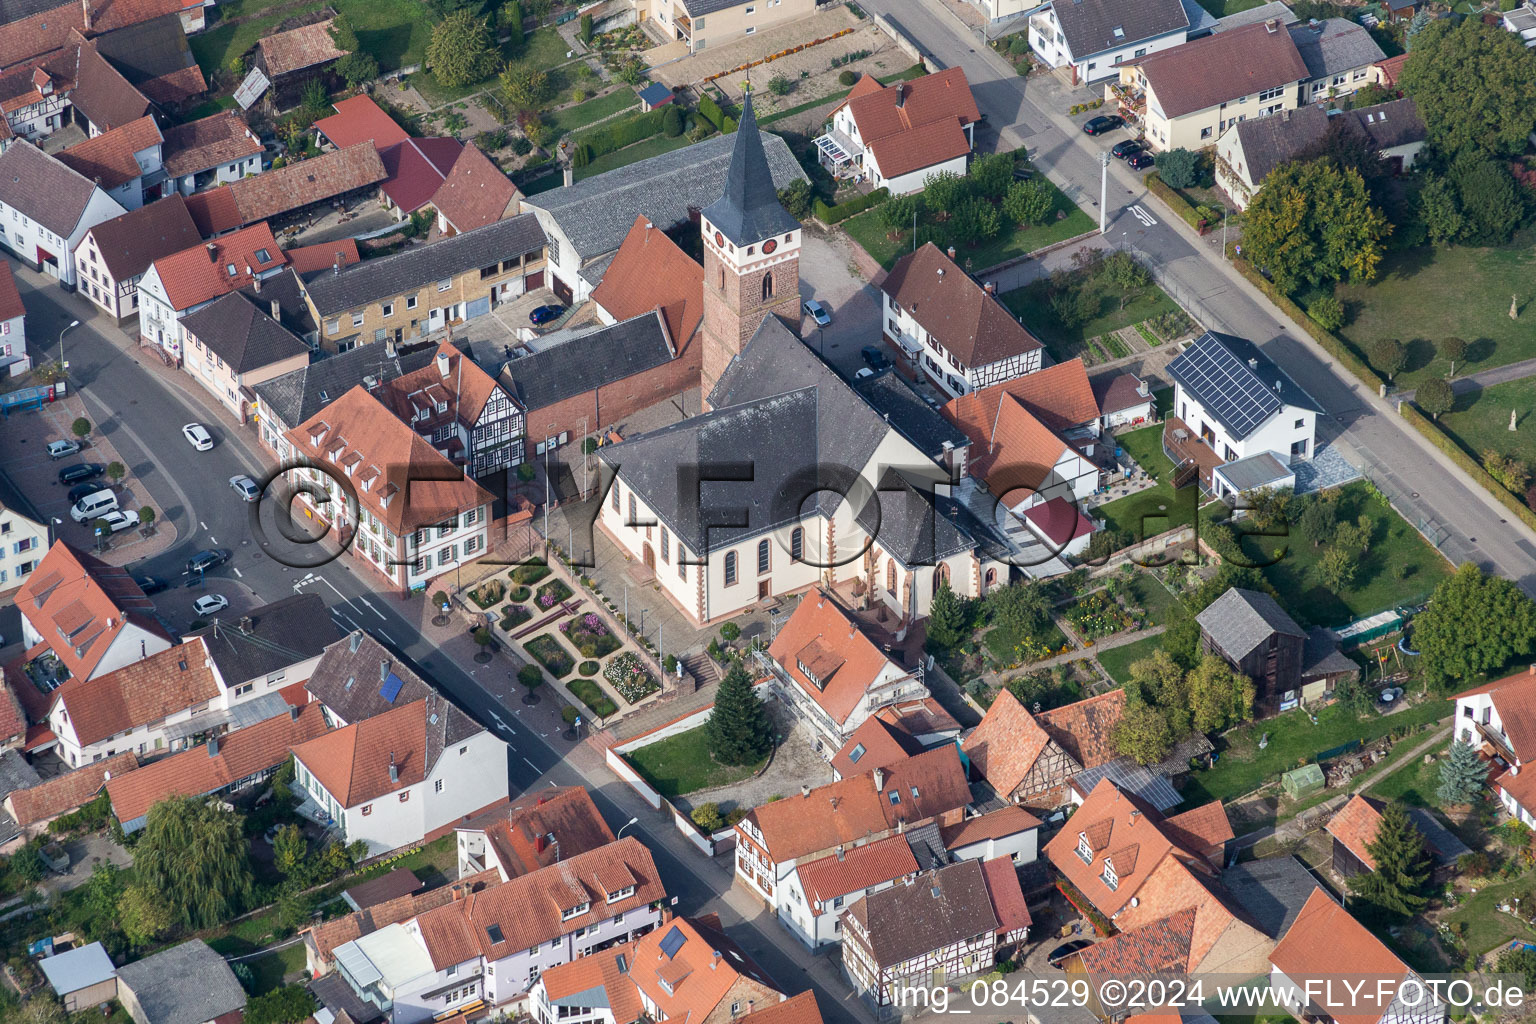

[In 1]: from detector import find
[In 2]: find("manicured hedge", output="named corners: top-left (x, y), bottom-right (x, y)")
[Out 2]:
top-left (1144, 172), bottom-right (1205, 233)
top-left (697, 92), bottom-right (725, 130)
top-left (813, 186), bottom-right (890, 224)
top-left (573, 109), bottom-right (663, 159)
top-left (1400, 403), bottom-right (1536, 534)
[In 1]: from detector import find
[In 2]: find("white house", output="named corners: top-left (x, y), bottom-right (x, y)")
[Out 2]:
top-left (135, 222), bottom-right (286, 359)
top-left (1027, 0), bottom-right (1190, 85)
top-left (0, 262), bottom-right (28, 377)
top-left (1289, 18), bottom-right (1385, 104)
top-left (816, 68), bottom-right (979, 195)
top-left (778, 834), bottom-right (917, 948)
top-left (1165, 331), bottom-right (1320, 493)
top-left (186, 593), bottom-right (340, 700)
top-left (880, 243), bottom-right (1044, 399)
top-left (73, 195), bottom-right (204, 321)
top-left (940, 806), bottom-right (1042, 866)
top-left (291, 693), bottom-right (508, 855)
top-left (55, 116), bottom-right (165, 212)
top-left (161, 111), bottom-right (264, 196)
top-left (0, 142), bottom-right (126, 288)
top-left (328, 839), bottom-right (667, 1022)
top-left (1454, 667), bottom-right (1536, 824)
top-left (0, 498), bottom-right (48, 596)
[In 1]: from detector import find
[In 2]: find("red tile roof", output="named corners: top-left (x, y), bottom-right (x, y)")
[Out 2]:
top-left (741, 990), bottom-right (824, 1024)
top-left (0, 262), bottom-right (23, 322)
top-left (1131, 21), bottom-right (1310, 118)
top-left (138, 65), bottom-right (207, 107)
top-left (0, 673), bottom-right (27, 745)
top-left (979, 855), bottom-right (1032, 933)
top-left (1036, 688), bottom-right (1126, 769)
top-left (106, 703), bottom-right (329, 824)
top-left (56, 115), bottom-right (162, 189)
top-left (1269, 889), bottom-right (1414, 1024)
top-left (882, 243), bottom-right (1043, 370)
top-left (283, 238), bottom-right (360, 276)
top-left (1454, 667), bottom-right (1536, 761)
top-left (796, 834), bottom-right (918, 912)
top-left (1077, 906), bottom-right (1196, 975)
top-left (1024, 496), bottom-right (1096, 548)
top-left (538, 944), bottom-right (645, 1024)
top-left (1092, 371), bottom-right (1152, 416)
top-left (954, 394), bottom-right (1071, 495)
top-left (1373, 53), bottom-right (1408, 88)
top-left (430, 144), bottom-right (520, 234)
top-left (17, 541), bottom-right (167, 690)
top-left (1162, 800), bottom-right (1234, 863)
top-left (962, 690), bottom-right (1053, 799)
top-left (5, 751), bottom-right (138, 825)
top-left (873, 697), bottom-right (959, 741)
top-left (228, 143), bottom-right (386, 225)
top-left (184, 187), bottom-right (242, 236)
top-left (460, 785), bottom-right (615, 879)
top-left (944, 358), bottom-right (1099, 434)
top-left (1325, 794), bottom-right (1383, 871)
top-left (80, 193), bottom-right (202, 283)
top-left (161, 110), bottom-right (262, 178)
top-left (766, 590), bottom-right (903, 726)
top-left (844, 68), bottom-right (979, 179)
top-left (290, 697), bottom-right (432, 808)
top-left (380, 340), bottom-right (507, 434)
top-left (50, 639), bottom-right (221, 748)
top-left (305, 870), bottom-right (502, 963)
top-left (150, 221), bottom-right (285, 310)
top-left (591, 214), bottom-right (704, 350)
top-left (380, 136), bottom-right (462, 215)
top-left (630, 916), bottom-right (780, 1023)
top-left (314, 94), bottom-right (411, 152)
top-left (939, 805), bottom-right (1042, 850)
top-left (258, 17), bottom-right (347, 77)
top-left (829, 716), bottom-right (923, 779)
top-left (1044, 778), bottom-right (1182, 917)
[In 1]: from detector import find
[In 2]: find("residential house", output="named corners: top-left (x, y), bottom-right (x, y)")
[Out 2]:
top-left (632, 0), bottom-right (817, 53)
top-left (328, 838), bottom-right (666, 1021)
top-left (1502, 0), bottom-right (1536, 46)
top-left (285, 237), bottom-right (360, 277)
top-left (0, 752), bottom-right (45, 838)
top-left (1454, 666), bottom-right (1536, 824)
top-left (1269, 889), bottom-right (1446, 1024)
top-left (829, 716), bottom-right (926, 781)
top-left (816, 68), bottom-right (980, 194)
top-left (1196, 586), bottom-right (1310, 710)
top-left (0, 141), bottom-right (126, 287)
top-left (314, 94), bottom-right (411, 152)
top-left (282, 385), bottom-right (495, 592)
top-left (105, 702), bottom-right (330, 832)
top-left (1107, 21), bottom-right (1310, 152)
top-left (841, 858), bottom-right (1030, 1008)
top-left (939, 806), bottom-right (1042, 866)
top-left (186, 593), bottom-right (340, 698)
top-left (0, 497), bottom-right (46, 593)
top-left (850, 366), bottom-right (974, 473)
top-left (1340, 97), bottom-right (1427, 172)
top-left (1290, 18), bottom-right (1384, 103)
top-left (624, 916), bottom-right (782, 1022)
top-left (431, 143), bottom-right (521, 237)
top-left (248, 16), bottom-right (349, 108)
top-left (16, 541), bottom-right (172, 715)
top-left (962, 688), bottom-right (1127, 811)
top-left (380, 342), bottom-right (525, 479)
top-left (56, 115), bottom-right (165, 211)
top-left (1092, 371), bottom-right (1155, 428)
top-left (1326, 795), bottom-right (1469, 881)
top-left (380, 136), bottom-right (464, 220)
top-left (1027, 0), bottom-right (1190, 85)
top-left (39, 942), bottom-right (118, 1012)
top-left (179, 291), bottom-right (311, 422)
top-left (522, 128), bottom-right (804, 306)
top-left (183, 188), bottom-right (241, 236)
top-left (535, 958), bottom-right (820, 1024)
top-left (251, 342), bottom-right (436, 458)
top-left (755, 589), bottom-right (931, 757)
top-left (73, 194), bottom-right (201, 320)
top-left (299, 213), bottom-right (546, 353)
top-left (0, 262), bottom-right (25, 377)
top-left (161, 110), bottom-right (264, 195)
top-left (291, 691), bottom-right (507, 855)
top-left (733, 744), bottom-right (971, 911)
top-left (1221, 854), bottom-right (1325, 940)
top-left (456, 785), bottom-right (616, 880)
top-left (1165, 331), bottom-right (1320, 491)
top-left (782, 834), bottom-right (920, 948)
top-left (0, 681), bottom-right (25, 752)
top-left (136, 222), bottom-right (288, 361)
top-left (1044, 778), bottom-right (1270, 974)
top-left (1, 752), bottom-right (137, 851)
top-left (0, 32), bottom-right (160, 144)
top-left (880, 243), bottom-right (1044, 399)
top-left (88, 13), bottom-right (206, 110)
top-left (115, 941), bottom-right (247, 1024)
top-left (590, 213), bottom-right (704, 353)
top-left (870, 698), bottom-right (962, 747)
top-left (219, 142), bottom-right (386, 228)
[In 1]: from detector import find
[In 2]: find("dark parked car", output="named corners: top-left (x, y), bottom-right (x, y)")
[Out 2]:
top-left (1082, 114), bottom-right (1124, 135)
top-left (135, 575), bottom-right (169, 595)
top-left (529, 304), bottom-right (565, 325)
top-left (68, 481), bottom-right (110, 504)
top-left (186, 548), bottom-right (232, 574)
top-left (57, 462), bottom-right (105, 485)
top-left (1111, 139), bottom-right (1144, 159)
top-left (860, 346), bottom-right (891, 370)
top-left (1127, 151), bottom-right (1155, 170)
top-left (1048, 939), bottom-right (1094, 965)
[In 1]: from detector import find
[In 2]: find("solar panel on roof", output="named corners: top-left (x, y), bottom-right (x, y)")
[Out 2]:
top-left (658, 925), bottom-right (686, 959)
top-left (380, 672), bottom-right (405, 703)
top-left (1170, 334), bottom-right (1282, 440)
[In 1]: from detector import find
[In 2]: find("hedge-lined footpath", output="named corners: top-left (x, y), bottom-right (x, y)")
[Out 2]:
top-left (813, 187), bottom-right (889, 224)
top-left (1400, 403), bottom-right (1536, 534)
top-left (1145, 172), bottom-right (1208, 233)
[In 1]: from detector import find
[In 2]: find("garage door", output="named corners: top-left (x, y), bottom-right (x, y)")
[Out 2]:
top-left (526, 270), bottom-right (544, 290)
top-left (465, 295), bottom-right (490, 320)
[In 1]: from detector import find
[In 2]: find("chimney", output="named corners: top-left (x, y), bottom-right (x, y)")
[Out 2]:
top-left (386, 339), bottom-right (398, 358)
top-left (1248, 357), bottom-right (1259, 369)
top-left (349, 631), bottom-right (362, 653)
top-left (388, 752), bottom-right (399, 783)
top-left (437, 351), bottom-right (452, 378)
top-left (564, 165), bottom-right (574, 187)
top-left (208, 737), bottom-right (219, 757)
top-left (206, 242), bottom-right (218, 261)
top-left (1265, 17), bottom-right (1278, 30)
top-left (801, 784), bottom-right (811, 797)
top-left (836, 846), bottom-right (845, 862)
top-left (270, 299), bottom-right (281, 320)
top-left (984, 282), bottom-right (996, 295)
top-left (239, 615), bottom-right (253, 633)
top-left (873, 767), bottom-right (885, 792)
top-left (252, 272), bottom-right (262, 294)
top-left (452, 883), bottom-right (466, 901)
top-left (535, 833), bottom-right (548, 853)
top-left (710, 951), bottom-right (722, 970)
top-left (289, 704), bottom-right (301, 721)
top-left (1274, 379), bottom-right (1282, 393)
top-left (947, 245), bottom-right (956, 260)
top-left (380, 660), bottom-right (389, 682)
top-left (333, 261), bottom-right (342, 276)
top-left (895, 82), bottom-right (905, 108)
top-left (1529, 664), bottom-right (1535, 676)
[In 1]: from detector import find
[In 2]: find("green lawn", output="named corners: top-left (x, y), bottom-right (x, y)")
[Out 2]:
top-left (545, 89), bottom-right (639, 137)
top-left (1437, 376), bottom-right (1536, 467)
top-left (1094, 423), bottom-right (1203, 539)
top-left (842, 174), bottom-right (1094, 272)
top-left (1126, 571), bottom-right (1188, 626)
top-left (1095, 632), bottom-right (1165, 685)
top-left (1210, 481), bottom-right (1452, 627)
top-left (411, 27), bottom-right (575, 106)
top-left (567, 677), bottom-right (619, 717)
top-left (238, 944), bottom-right (307, 995)
top-left (624, 724), bottom-right (767, 799)
top-left (1178, 698), bottom-right (1451, 806)
top-left (981, 617), bottom-right (1070, 668)
top-left (1366, 736), bottom-right (1449, 807)
top-left (575, 133), bottom-right (693, 180)
top-left (1195, 0), bottom-right (1268, 15)
top-left (1445, 876), bottom-right (1536, 962)
top-left (1335, 230), bottom-right (1536, 389)
top-left (192, 0), bottom-right (436, 79)
top-left (1000, 275), bottom-right (1180, 363)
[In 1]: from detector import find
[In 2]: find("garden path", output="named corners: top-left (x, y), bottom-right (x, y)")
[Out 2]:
top-left (1396, 353), bottom-right (1536, 405)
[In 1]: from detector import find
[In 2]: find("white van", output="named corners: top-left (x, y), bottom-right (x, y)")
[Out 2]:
top-left (70, 489), bottom-right (120, 523)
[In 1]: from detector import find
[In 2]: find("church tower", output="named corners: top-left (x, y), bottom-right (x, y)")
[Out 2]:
top-left (698, 89), bottom-right (802, 406)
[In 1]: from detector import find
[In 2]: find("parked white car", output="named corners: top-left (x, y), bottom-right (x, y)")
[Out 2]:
top-left (183, 423), bottom-right (214, 451)
top-left (192, 594), bottom-right (229, 616)
top-left (96, 509), bottom-right (138, 533)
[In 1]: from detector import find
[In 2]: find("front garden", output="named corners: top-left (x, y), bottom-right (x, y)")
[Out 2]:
top-left (624, 723), bottom-right (767, 799)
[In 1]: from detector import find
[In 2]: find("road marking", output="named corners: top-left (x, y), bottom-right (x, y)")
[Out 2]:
top-left (331, 610), bottom-right (361, 631)
top-left (314, 575), bottom-right (349, 603)
top-left (357, 595), bottom-right (387, 620)
top-left (200, 521), bottom-right (207, 531)
top-left (523, 757), bottom-right (541, 771)
top-left (1130, 204), bottom-right (1157, 227)
top-left (232, 567), bottom-right (243, 578)
top-left (377, 629), bottom-right (395, 644)
top-left (208, 536), bottom-right (216, 545)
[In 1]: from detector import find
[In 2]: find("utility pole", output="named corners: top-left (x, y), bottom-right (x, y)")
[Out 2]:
top-left (1099, 151), bottom-right (1111, 234)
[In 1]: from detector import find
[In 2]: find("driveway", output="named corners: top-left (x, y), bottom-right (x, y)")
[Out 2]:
top-left (796, 229), bottom-right (883, 380)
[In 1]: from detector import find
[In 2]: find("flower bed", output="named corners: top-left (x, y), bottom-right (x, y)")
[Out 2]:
top-left (513, 558), bottom-right (551, 585)
top-left (567, 678), bottom-right (619, 718)
top-left (499, 604), bottom-right (532, 631)
top-left (525, 634), bottom-right (575, 679)
top-left (604, 651), bottom-right (659, 704)
top-left (534, 579), bottom-right (574, 610)
top-left (1065, 590), bottom-right (1135, 641)
top-left (468, 580), bottom-right (505, 609)
top-left (562, 612), bottom-right (622, 658)
top-left (510, 585), bottom-right (532, 603)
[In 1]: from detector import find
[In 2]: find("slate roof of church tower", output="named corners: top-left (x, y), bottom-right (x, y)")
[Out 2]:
top-left (701, 91), bottom-right (801, 246)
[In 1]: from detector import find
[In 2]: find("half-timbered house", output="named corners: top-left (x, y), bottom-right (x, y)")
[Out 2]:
top-left (962, 689), bottom-right (1126, 811)
top-left (380, 341), bottom-right (524, 479)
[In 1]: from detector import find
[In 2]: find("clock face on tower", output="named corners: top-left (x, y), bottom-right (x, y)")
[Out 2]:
top-left (714, 231), bottom-right (724, 247)
top-left (762, 239), bottom-right (777, 254)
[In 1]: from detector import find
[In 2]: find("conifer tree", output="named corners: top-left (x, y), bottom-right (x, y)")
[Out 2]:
top-left (1437, 739), bottom-right (1488, 805)
top-left (1347, 801), bottom-right (1431, 918)
top-left (707, 660), bottom-right (772, 766)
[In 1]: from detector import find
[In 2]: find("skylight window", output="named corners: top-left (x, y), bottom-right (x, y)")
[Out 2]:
top-left (848, 743), bottom-right (866, 764)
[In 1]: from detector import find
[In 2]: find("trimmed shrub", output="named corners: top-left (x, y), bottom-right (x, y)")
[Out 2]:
top-left (1228, 253), bottom-right (1384, 392)
top-left (573, 109), bottom-right (663, 159)
top-left (578, 660), bottom-right (600, 676)
top-left (838, 69), bottom-right (857, 86)
top-left (661, 103), bottom-right (684, 137)
top-left (1402, 403), bottom-right (1536, 533)
top-left (1144, 172), bottom-right (1209, 232)
top-left (722, 115), bottom-right (738, 133)
top-left (697, 92), bottom-right (726, 130)
top-left (813, 186), bottom-right (890, 224)
top-left (1308, 295), bottom-right (1346, 332)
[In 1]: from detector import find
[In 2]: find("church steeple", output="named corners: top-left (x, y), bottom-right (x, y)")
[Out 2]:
top-left (697, 88), bottom-right (804, 407)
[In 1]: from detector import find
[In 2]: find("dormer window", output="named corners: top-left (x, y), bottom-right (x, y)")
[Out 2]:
top-left (796, 659), bottom-right (820, 688)
top-left (1076, 832), bottom-right (1092, 864)
top-left (1101, 858), bottom-right (1119, 891)
top-left (605, 885), bottom-right (635, 903)
top-left (560, 901), bottom-right (591, 921)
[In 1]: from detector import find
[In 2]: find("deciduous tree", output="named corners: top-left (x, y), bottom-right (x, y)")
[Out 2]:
top-left (1242, 158), bottom-right (1389, 292)
top-left (1397, 18), bottom-right (1536, 158)
top-left (118, 884), bottom-right (174, 947)
top-left (969, 151), bottom-right (1015, 200)
top-left (500, 61), bottom-right (551, 111)
top-left (1002, 179), bottom-right (1051, 226)
top-left (135, 796), bottom-right (253, 930)
top-left (1186, 655), bottom-right (1254, 733)
top-left (1416, 377), bottom-right (1454, 419)
top-left (1438, 336), bottom-right (1467, 376)
top-left (922, 170), bottom-right (969, 220)
top-left (1113, 695), bottom-right (1175, 765)
top-left (1414, 562), bottom-right (1536, 683)
top-left (1320, 546), bottom-right (1357, 592)
top-left (1368, 337), bottom-right (1406, 381)
top-left (706, 660), bottom-right (772, 766)
top-left (1348, 801), bottom-right (1431, 917)
top-left (272, 823), bottom-right (307, 875)
top-left (949, 196), bottom-right (1001, 245)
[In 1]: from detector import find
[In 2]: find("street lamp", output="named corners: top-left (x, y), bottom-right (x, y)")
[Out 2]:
top-left (617, 816), bottom-right (640, 839)
top-left (58, 319), bottom-right (79, 372)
